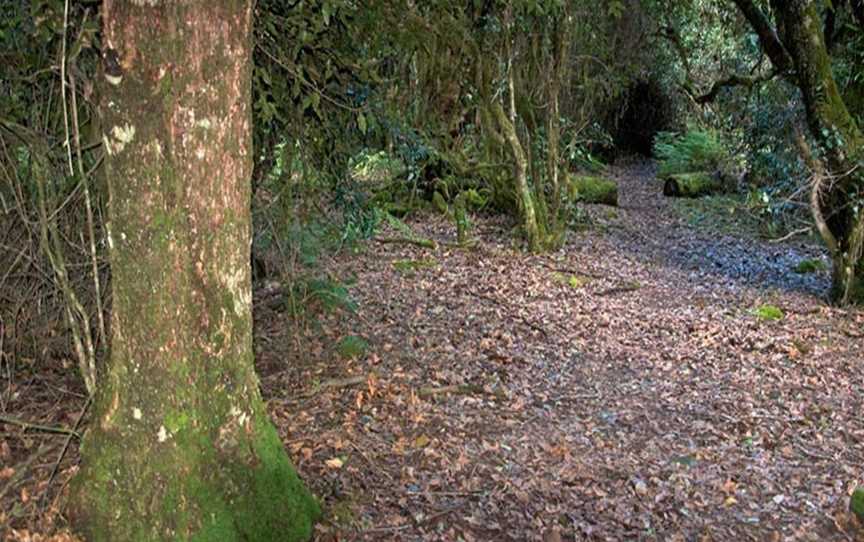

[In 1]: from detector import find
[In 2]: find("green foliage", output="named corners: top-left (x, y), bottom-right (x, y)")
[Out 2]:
top-left (300, 278), bottom-right (357, 315)
top-left (752, 304), bottom-right (784, 321)
top-left (654, 129), bottom-right (730, 179)
top-left (393, 258), bottom-right (438, 275)
top-left (336, 335), bottom-right (368, 359)
top-left (564, 127), bottom-right (608, 173)
top-left (350, 150), bottom-right (406, 185)
top-left (552, 272), bottom-right (589, 289)
top-left (793, 259), bottom-right (827, 274)
top-left (568, 175), bottom-right (618, 206)
top-left (663, 172), bottom-right (722, 198)
top-left (852, 488), bottom-right (864, 521)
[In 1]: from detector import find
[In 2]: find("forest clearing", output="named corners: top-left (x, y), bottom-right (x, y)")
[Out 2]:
top-left (2, 0), bottom-right (864, 540)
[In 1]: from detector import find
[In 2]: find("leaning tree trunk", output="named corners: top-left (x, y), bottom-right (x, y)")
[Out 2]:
top-left (774, 0), bottom-right (864, 304)
top-left (493, 58), bottom-right (543, 252)
top-left (68, 2), bottom-right (319, 540)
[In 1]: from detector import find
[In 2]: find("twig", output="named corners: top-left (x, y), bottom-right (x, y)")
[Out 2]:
top-left (42, 396), bottom-right (91, 508)
top-left (418, 384), bottom-right (483, 398)
top-left (530, 259), bottom-right (603, 279)
top-left (59, 0), bottom-right (73, 175)
top-left (69, 66), bottom-right (107, 349)
top-left (794, 441), bottom-right (834, 461)
top-left (466, 289), bottom-right (550, 338)
top-left (768, 226), bottom-right (812, 244)
top-left (364, 523), bottom-right (412, 534)
top-left (0, 414), bottom-right (80, 438)
top-left (0, 443), bottom-right (54, 502)
top-left (301, 375), bottom-right (367, 398)
top-left (374, 236), bottom-right (437, 249)
top-left (406, 490), bottom-right (485, 497)
top-left (349, 440), bottom-right (393, 481)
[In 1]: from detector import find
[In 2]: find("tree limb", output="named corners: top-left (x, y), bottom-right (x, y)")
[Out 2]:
top-left (696, 70), bottom-right (780, 104)
top-left (731, 0), bottom-right (793, 72)
top-left (0, 414), bottom-right (81, 438)
top-left (852, 0), bottom-right (864, 27)
top-left (794, 128), bottom-right (839, 254)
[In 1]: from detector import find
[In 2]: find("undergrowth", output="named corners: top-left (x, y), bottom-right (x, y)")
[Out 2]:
top-left (653, 129), bottom-right (731, 179)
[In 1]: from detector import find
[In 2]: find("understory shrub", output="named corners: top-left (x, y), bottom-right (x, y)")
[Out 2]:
top-left (653, 129), bottom-right (731, 179)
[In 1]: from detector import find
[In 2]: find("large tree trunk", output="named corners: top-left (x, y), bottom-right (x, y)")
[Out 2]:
top-left (736, 0), bottom-right (864, 303)
top-left (68, 2), bottom-right (319, 540)
top-left (773, 0), bottom-right (864, 304)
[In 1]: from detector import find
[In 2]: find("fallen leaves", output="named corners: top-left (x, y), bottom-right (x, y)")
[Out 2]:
top-left (5, 162), bottom-right (863, 541)
top-left (325, 457), bottom-right (345, 469)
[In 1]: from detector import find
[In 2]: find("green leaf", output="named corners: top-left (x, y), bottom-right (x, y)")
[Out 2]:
top-left (357, 112), bottom-right (367, 135)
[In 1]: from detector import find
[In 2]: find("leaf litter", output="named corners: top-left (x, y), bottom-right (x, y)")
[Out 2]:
top-left (260, 162), bottom-right (863, 541)
top-left (1, 162), bottom-right (862, 541)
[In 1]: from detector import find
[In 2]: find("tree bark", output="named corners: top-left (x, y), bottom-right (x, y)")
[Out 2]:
top-left (68, 2), bottom-right (319, 540)
top-left (734, 0), bottom-right (864, 303)
top-left (731, 0), bottom-right (793, 72)
top-left (773, 1), bottom-right (864, 304)
top-left (493, 99), bottom-right (541, 251)
top-left (546, 10), bottom-right (569, 227)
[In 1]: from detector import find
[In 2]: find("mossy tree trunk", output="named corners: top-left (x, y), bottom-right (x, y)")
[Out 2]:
top-left (68, 2), bottom-right (319, 540)
top-left (773, 0), bottom-right (864, 304)
top-left (737, 0), bottom-right (864, 303)
top-left (493, 96), bottom-right (542, 251)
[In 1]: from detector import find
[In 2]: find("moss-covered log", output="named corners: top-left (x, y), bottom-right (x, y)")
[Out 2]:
top-left (662, 172), bottom-right (722, 198)
top-left (569, 175), bottom-right (619, 206)
top-left (68, 2), bottom-right (319, 540)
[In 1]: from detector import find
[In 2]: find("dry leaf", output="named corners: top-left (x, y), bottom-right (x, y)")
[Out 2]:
top-left (325, 457), bottom-right (344, 469)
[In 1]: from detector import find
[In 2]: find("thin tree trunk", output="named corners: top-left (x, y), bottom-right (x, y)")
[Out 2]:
top-left (546, 11), bottom-right (570, 227)
top-left (69, 2), bottom-right (319, 539)
top-left (494, 63), bottom-right (541, 251)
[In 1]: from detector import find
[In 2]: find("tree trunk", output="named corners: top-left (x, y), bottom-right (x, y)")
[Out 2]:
top-left (546, 11), bottom-right (570, 226)
top-left (493, 99), bottom-right (541, 251)
top-left (773, 1), bottom-right (864, 304)
top-left (68, 2), bottom-right (319, 540)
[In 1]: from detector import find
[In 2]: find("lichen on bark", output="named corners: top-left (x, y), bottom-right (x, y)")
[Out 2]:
top-left (68, 1), bottom-right (319, 539)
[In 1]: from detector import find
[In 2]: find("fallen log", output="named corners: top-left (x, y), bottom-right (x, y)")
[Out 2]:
top-left (662, 171), bottom-right (722, 198)
top-left (568, 175), bottom-right (619, 206)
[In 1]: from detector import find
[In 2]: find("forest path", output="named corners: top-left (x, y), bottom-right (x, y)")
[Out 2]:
top-left (258, 162), bottom-right (864, 541)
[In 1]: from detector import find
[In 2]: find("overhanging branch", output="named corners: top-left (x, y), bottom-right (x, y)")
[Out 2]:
top-left (731, 0), bottom-right (793, 72)
top-left (695, 70), bottom-right (780, 104)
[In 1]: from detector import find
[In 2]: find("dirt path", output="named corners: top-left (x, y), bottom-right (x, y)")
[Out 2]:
top-left (258, 162), bottom-right (864, 541)
top-left (4, 164), bottom-right (861, 541)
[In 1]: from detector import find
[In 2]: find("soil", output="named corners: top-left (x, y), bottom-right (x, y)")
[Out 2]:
top-left (2, 162), bottom-right (863, 541)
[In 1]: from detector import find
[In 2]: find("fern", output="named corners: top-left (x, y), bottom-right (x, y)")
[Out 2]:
top-left (654, 129), bottom-right (728, 178)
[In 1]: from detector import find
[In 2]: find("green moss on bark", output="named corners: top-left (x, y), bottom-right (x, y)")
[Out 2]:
top-left (568, 175), bottom-right (618, 206)
top-left (69, 1), bottom-right (319, 539)
top-left (662, 172), bottom-right (722, 198)
top-left (70, 398), bottom-right (319, 541)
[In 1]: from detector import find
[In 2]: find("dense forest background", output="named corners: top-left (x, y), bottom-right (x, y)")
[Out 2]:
top-left (3, 0), bottom-right (863, 367)
top-left (1, 0), bottom-right (864, 540)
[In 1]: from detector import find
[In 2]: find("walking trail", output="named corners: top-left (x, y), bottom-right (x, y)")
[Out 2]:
top-left (257, 162), bottom-right (864, 541)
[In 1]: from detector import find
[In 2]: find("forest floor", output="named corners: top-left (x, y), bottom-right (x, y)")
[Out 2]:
top-left (2, 162), bottom-right (864, 541)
